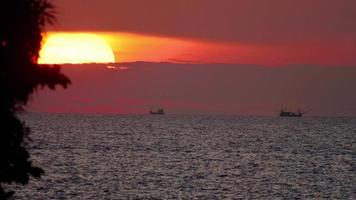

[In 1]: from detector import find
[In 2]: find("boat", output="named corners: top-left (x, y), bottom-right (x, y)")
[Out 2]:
top-left (279, 108), bottom-right (311, 117)
top-left (149, 108), bottom-right (165, 115)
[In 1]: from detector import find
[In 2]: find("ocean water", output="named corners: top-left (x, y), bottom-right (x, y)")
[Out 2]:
top-left (13, 113), bottom-right (356, 199)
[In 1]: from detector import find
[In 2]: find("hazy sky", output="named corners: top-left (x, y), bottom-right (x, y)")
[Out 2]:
top-left (30, 63), bottom-right (356, 116)
top-left (48, 0), bottom-right (356, 65)
top-left (32, 0), bottom-right (356, 116)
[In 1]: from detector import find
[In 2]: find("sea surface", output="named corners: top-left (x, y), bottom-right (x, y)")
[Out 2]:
top-left (13, 113), bottom-right (356, 199)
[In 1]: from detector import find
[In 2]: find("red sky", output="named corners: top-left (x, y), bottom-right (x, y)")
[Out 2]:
top-left (49, 0), bottom-right (356, 65)
top-left (30, 63), bottom-right (356, 116)
top-left (31, 0), bottom-right (356, 116)
top-left (55, 0), bottom-right (356, 43)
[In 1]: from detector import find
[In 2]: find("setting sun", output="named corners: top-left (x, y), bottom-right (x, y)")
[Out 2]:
top-left (39, 33), bottom-right (115, 64)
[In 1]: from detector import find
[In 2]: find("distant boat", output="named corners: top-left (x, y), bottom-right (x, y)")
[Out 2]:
top-left (149, 108), bottom-right (165, 115)
top-left (279, 108), bottom-right (311, 117)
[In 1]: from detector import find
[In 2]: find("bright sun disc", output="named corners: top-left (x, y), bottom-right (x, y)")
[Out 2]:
top-left (39, 33), bottom-right (116, 64)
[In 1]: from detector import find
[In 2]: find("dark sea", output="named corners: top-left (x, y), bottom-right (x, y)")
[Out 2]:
top-left (14, 113), bottom-right (356, 199)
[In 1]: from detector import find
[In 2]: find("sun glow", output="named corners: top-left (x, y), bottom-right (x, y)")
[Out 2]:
top-left (39, 33), bottom-right (116, 64)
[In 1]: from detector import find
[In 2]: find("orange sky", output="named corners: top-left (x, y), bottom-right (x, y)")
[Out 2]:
top-left (32, 1), bottom-right (356, 115)
top-left (41, 31), bottom-right (356, 66)
top-left (42, 0), bottom-right (356, 66)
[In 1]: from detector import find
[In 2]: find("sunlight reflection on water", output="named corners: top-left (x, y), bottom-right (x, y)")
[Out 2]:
top-left (14, 113), bottom-right (356, 199)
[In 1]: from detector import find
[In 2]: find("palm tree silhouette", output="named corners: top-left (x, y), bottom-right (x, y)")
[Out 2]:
top-left (0, 0), bottom-right (70, 198)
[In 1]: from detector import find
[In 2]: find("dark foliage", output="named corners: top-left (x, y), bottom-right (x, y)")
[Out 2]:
top-left (0, 0), bottom-right (70, 198)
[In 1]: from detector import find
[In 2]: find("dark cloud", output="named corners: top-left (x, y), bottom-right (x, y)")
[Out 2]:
top-left (54, 0), bottom-right (356, 43)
